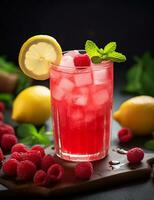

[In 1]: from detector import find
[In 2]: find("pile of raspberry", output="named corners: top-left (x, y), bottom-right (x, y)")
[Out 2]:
top-left (0, 101), bottom-right (93, 186)
top-left (0, 143), bottom-right (94, 187)
top-left (0, 102), bottom-right (18, 152)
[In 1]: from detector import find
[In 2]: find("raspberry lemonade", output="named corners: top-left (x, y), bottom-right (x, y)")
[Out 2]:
top-left (18, 35), bottom-right (126, 161)
top-left (50, 51), bottom-right (113, 161)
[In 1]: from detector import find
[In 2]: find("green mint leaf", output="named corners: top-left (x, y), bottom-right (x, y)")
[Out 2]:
top-left (91, 56), bottom-right (103, 64)
top-left (124, 52), bottom-right (154, 96)
top-left (97, 48), bottom-right (104, 54)
top-left (103, 42), bottom-right (117, 54)
top-left (85, 40), bottom-right (126, 64)
top-left (17, 123), bottom-right (37, 139)
top-left (124, 64), bottom-right (142, 93)
top-left (38, 126), bottom-right (46, 135)
top-left (35, 133), bottom-right (51, 146)
top-left (38, 126), bottom-right (51, 146)
top-left (0, 56), bottom-right (18, 73)
top-left (107, 51), bottom-right (126, 62)
top-left (85, 40), bottom-right (101, 58)
top-left (138, 53), bottom-right (154, 96)
top-left (20, 136), bottom-right (35, 146)
top-left (144, 140), bottom-right (154, 150)
top-left (0, 93), bottom-right (13, 107)
top-left (17, 123), bottom-right (51, 147)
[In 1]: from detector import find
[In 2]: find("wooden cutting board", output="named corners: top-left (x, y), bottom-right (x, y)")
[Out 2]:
top-left (0, 147), bottom-right (153, 198)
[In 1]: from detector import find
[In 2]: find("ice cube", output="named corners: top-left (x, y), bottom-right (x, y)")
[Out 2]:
top-left (52, 87), bottom-right (65, 101)
top-left (64, 50), bottom-right (79, 58)
top-left (58, 78), bottom-right (74, 92)
top-left (74, 72), bottom-right (92, 87)
top-left (70, 110), bottom-right (83, 121)
top-left (92, 90), bottom-right (109, 106)
top-left (72, 87), bottom-right (89, 106)
top-left (60, 55), bottom-right (74, 67)
top-left (65, 87), bottom-right (88, 106)
top-left (93, 69), bottom-right (108, 85)
top-left (73, 94), bottom-right (88, 106)
top-left (52, 78), bottom-right (74, 101)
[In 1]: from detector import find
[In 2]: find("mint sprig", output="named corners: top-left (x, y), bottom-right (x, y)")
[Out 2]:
top-left (85, 40), bottom-right (126, 64)
top-left (124, 52), bottom-right (154, 96)
top-left (17, 123), bottom-right (52, 147)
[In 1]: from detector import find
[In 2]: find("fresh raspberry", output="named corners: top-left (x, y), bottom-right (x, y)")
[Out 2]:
top-left (3, 158), bottom-right (19, 176)
top-left (75, 162), bottom-right (93, 180)
top-left (118, 128), bottom-right (133, 143)
top-left (23, 150), bottom-right (42, 168)
top-left (11, 143), bottom-right (29, 153)
top-left (11, 152), bottom-right (24, 161)
top-left (127, 147), bottom-right (144, 164)
top-left (0, 124), bottom-right (15, 141)
top-left (41, 155), bottom-right (55, 172)
top-left (0, 147), bottom-right (4, 162)
top-left (0, 102), bottom-right (5, 113)
top-left (33, 170), bottom-right (49, 186)
top-left (74, 54), bottom-right (91, 67)
top-left (0, 113), bottom-right (4, 121)
top-left (31, 145), bottom-right (45, 158)
top-left (47, 163), bottom-right (64, 183)
top-left (1, 134), bottom-right (17, 151)
top-left (17, 160), bottom-right (36, 181)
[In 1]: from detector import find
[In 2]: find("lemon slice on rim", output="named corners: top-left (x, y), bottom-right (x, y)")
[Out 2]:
top-left (18, 35), bottom-right (62, 80)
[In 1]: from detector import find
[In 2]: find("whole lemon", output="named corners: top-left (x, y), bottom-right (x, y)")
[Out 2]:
top-left (12, 86), bottom-right (51, 125)
top-left (113, 96), bottom-right (154, 135)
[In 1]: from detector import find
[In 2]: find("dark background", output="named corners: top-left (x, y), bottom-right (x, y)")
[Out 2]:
top-left (0, 0), bottom-right (154, 69)
top-left (0, 1), bottom-right (154, 199)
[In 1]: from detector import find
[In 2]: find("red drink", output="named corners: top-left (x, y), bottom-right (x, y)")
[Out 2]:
top-left (50, 51), bottom-right (113, 161)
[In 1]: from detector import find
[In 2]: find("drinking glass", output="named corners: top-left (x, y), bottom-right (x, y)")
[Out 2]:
top-left (50, 51), bottom-right (113, 161)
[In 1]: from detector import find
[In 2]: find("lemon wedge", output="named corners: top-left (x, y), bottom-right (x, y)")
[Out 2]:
top-left (18, 35), bottom-right (62, 80)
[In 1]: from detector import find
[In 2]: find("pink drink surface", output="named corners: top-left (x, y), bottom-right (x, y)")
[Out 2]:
top-left (50, 51), bottom-right (113, 161)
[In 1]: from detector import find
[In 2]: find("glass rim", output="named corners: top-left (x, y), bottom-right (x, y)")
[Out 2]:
top-left (50, 50), bottom-right (113, 74)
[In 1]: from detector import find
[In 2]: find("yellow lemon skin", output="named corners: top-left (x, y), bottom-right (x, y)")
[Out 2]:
top-left (12, 86), bottom-right (51, 125)
top-left (113, 96), bottom-right (154, 135)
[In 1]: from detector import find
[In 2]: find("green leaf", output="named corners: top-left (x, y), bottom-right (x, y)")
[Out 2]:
top-left (0, 56), bottom-right (31, 94)
top-left (107, 51), bottom-right (126, 62)
top-left (85, 40), bottom-right (101, 58)
top-left (97, 48), bottom-right (104, 54)
top-left (38, 126), bottom-right (51, 145)
top-left (37, 134), bottom-right (51, 146)
top-left (17, 123), bottom-right (51, 147)
top-left (85, 40), bottom-right (126, 64)
top-left (20, 136), bottom-right (34, 146)
top-left (144, 140), bottom-right (154, 150)
top-left (91, 56), bottom-right (103, 64)
top-left (38, 126), bottom-right (46, 135)
top-left (103, 42), bottom-right (117, 54)
top-left (0, 93), bottom-right (13, 106)
top-left (124, 52), bottom-right (154, 96)
top-left (16, 73), bottom-right (32, 94)
top-left (139, 53), bottom-right (154, 95)
top-left (17, 123), bottom-right (37, 139)
top-left (0, 56), bottom-right (18, 73)
top-left (124, 64), bottom-right (142, 93)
